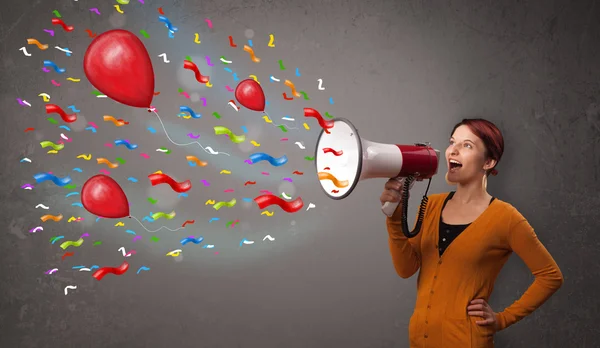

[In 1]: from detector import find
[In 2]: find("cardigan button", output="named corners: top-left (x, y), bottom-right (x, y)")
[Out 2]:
top-left (424, 334), bottom-right (428, 338)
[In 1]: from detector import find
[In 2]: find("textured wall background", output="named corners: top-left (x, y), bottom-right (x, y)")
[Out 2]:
top-left (1, 0), bottom-right (599, 347)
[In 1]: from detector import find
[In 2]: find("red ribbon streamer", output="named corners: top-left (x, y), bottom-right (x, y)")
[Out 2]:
top-left (183, 60), bottom-right (210, 84)
top-left (51, 18), bottom-right (74, 32)
top-left (253, 194), bottom-right (304, 213)
top-left (304, 108), bottom-right (334, 134)
top-left (45, 104), bottom-right (77, 123)
top-left (323, 148), bottom-right (343, 156)
top-left (93, 261), bottom-right (129, 281)
top-left (147, 173), bottom-right (192, 193)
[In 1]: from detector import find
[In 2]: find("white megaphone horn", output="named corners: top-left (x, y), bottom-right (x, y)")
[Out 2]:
top-left (315, 118), bottom-right (441, 237)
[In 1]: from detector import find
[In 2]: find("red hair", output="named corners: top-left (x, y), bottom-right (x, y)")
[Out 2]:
top-left (451, 118), bottom-right (504, 176)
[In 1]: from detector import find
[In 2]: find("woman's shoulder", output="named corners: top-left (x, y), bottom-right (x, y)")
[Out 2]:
top-left (489, 197), bottom-right (528, 225)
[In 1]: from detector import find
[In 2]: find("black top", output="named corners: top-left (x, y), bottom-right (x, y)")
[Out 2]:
top-left (438, 192), bottom-right (496, 256)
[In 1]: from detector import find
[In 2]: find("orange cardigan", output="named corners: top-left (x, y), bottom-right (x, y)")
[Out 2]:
top-left (387, 193), bottom-right (563, 348)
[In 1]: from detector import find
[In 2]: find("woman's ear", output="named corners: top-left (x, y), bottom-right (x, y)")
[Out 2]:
top-left (483, 158), bottom-right (497, 172)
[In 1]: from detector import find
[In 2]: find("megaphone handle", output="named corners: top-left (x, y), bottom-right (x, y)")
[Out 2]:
top-left (381, 177), bottom-right (412, 217)
top-left (382, 200), bottom-right (400, 217)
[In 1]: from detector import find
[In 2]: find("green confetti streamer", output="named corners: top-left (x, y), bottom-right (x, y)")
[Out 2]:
top-left (91, 90), bottom-right (102, 96)
top-left (115, 157), bottom-right (126, 164)
top-left (185, 56), bottom-right (192, 61)
top-left (324, 112), bottom-right (333, 118)
top-left (47, 118), bottom-right (58, 125)
top-left (151, 211), bottom-right (176, 220)
top-left (150, 236), bottom-right (160, 242)
top-left (53, 10), bottom-right (61, 18)
top-left (93, 241), bottom-right (102, 246)
top-left (278, 125), bottom-right (288, 132)
top-left (278, 60), bottom-right (286, 70)
top-left (147, 197), bottom-right (157, 204)
top-left (40, 141), bottom-right (64, 151)
top-left (299, 91), bottom-right (309, 100)
top-left (64, 184), bottom-right (76, 189)
top-left (60, 238), bottom-right (84, 250)
top-left (304, 156), bottom-right (315, 161)
top-left (212, 112), bottom-right (221, 119)
top-left (214, 126), bottom-right (246, 143)
top-left (140, 30), bottom-right (150, 38)
top-left (213, 198), bottom-right (237, 211)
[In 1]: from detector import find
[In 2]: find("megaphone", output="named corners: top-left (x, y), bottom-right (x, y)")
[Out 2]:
top-left (315, 118), bottom-right (441, 238)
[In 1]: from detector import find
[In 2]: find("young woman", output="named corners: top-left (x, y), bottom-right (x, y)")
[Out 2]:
top-left (380, 119), bottom-right (563, 348)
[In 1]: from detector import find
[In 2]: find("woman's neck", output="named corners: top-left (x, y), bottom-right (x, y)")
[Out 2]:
top-left (453, 177), bottom-right (491, 204)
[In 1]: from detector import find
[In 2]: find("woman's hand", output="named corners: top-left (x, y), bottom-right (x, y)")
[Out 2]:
top-left (467, 299), bottom-right (499, 330)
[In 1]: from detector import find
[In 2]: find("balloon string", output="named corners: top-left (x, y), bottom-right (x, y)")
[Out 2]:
top-left (129, 216), bottom-right (185, 233)
top-left (151, 110), bottom-right (231, 156)
top-left (263, 110), bottom-right (299, 130)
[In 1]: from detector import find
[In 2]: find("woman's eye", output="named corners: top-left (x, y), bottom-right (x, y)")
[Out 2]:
top-left (464, 143), bottom-right (472, 148)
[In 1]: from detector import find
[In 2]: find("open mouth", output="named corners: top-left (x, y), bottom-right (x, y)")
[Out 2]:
top-left (449, 159), bottom-right (462, 171)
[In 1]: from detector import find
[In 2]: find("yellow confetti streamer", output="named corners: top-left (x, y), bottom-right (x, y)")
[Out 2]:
top-left (220, 170), bottom-right (231, 174)
top-left (205, 199), bottom-right (215, 205)
top-left (114, 222), bottom-right (124, 227)
top-left (250, 140), bottom-right (260, 147)
top-left (249, 75), bottom-right (260, 84)
top-left (77, 154), bottom-right (92, 160)
top-left (303, 123), bottom-right (310, 130)
top-left (206, 81), bottom-right (213, 88)
top-left (66, 77), bottom-right (80, 82)
top-left (114, 4), bottom-right (124, 13)
top-left (261, 211), bottom-right (274, 216)
top-left (262, 115), bottom-right (272, 123)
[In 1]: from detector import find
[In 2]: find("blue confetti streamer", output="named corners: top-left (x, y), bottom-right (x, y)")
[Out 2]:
top-left (85, 127), bottom-right (96, 133)
top-left (158, 16), bottom-right (178, 32)
top-left (125, 229), bottom-right (136, 235)
top-left (248, 39), bottom-right (253, 47)
top-left (137, 266), bottom-right (150, 274)
top-left (71, 203), bottom-right (83, 207)
top-left (59, 125), bottom-right (71, 131)
top-left (180, 236), bottom-right (204, 245)
top-left (208, 217), bottom-right (219, 223)
top-left (147, 127), bottom-right (156, 133)
top-left (241, 126), bottom-right (248, 133)
top-left (249, 153), bottom-right (288, 166)
top-left (33, 172), bottom-right (72, 186)
top-left (179, 106), bottom-right (201, 118)
top-left (178, 193), bottom-right (188, 198)
top-left (224, 67), bottom-right (233, 73)
top-left (73, 168), bottom-right (82, 172)
top-left (67, 105), bottom-right (80, 113)
top-left (242, 197), bottom-right (252, 202)
top-left (329, 97), bottom-right (334, 104)
top-left (51, 236), bottom-right (64, 244)
top-left (127, 177), bottom-right (138, 182)
top-left (114, 139), bottom-right (139, 150)
top-left (43, 60), bottom-right (66, 73)
top-left (65, 192), bottom-right (79, 197)
top-left (232, 73), bottom-right (239, 81)
top-left (295, 68), bottom-right (301, 77)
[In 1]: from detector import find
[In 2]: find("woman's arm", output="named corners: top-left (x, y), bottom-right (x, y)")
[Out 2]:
top-left (386, 207), bottom-right (424, 279)
top-left (495, 217), bottom-right (564, 330)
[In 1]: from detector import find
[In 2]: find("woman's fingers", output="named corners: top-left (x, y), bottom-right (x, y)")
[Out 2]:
top-left (385, 180), bottom-right (403, 191)
top-left (475, 318), bottom-right (495, 326)
top-left (468, 310), bottom-right (486, 317)
top-left (467, 304), bottom-right (484, 311)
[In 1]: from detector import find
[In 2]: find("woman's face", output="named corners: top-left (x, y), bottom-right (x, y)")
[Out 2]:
top-left (445, 125), bottom-right (494, 183)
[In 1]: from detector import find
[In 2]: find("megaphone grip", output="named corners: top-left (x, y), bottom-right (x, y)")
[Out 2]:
top-left (382, 201), bottom-right (400, 217)
top-left (380, 177), bottom-right (414, 217)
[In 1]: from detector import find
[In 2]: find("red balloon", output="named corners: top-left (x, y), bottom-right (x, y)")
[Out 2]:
top-left (235, 79), bottom-right (265, 112)
top-left (81, 175), bottom-right (130, 218)
top-left (83, 29), bottom-right (155, 108)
